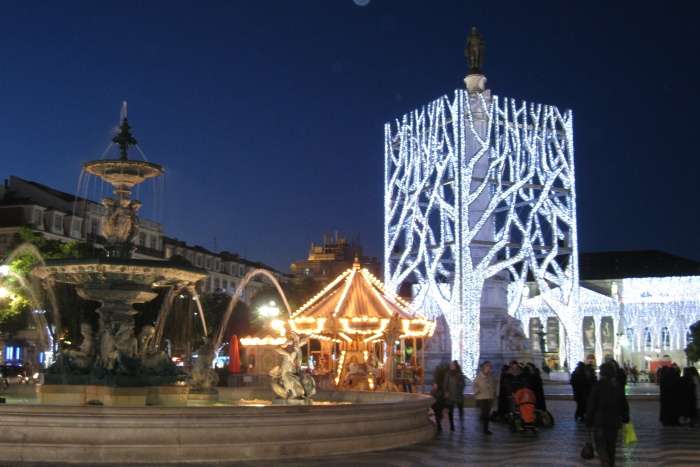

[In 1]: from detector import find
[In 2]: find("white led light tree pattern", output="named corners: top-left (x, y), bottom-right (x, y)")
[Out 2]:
top-left (384, 89), bottom-right (578, 377)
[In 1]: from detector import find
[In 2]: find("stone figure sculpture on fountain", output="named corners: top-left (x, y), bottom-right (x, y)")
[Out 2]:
top-left (136, 324), bottom-right (172, 373)
top-left (189, 337), bottom-right (219, 392)
top-left (102, 197), bottom-right (141, 258)
top-left (270, 332), bottom-right (316, 404)
top-left (60, 323), bottom-right (95, 371)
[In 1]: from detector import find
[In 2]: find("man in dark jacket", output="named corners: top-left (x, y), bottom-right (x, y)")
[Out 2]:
top-left (586, 361), bottom-right (630, 467)
top-left (526, 363), bottom-right (547, 411)
top-left (571, 362), bottom-right (595, 421)
top-left (496, 364), bottom-right (512, 418)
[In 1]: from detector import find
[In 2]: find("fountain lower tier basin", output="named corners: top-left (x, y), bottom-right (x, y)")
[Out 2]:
top-left (39, 383), bottom-right (188, 406)
top-left (0, 388), bottom-right (433, 464)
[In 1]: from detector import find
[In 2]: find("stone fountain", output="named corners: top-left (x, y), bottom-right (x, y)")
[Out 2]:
top-left (32, 113), bottom-right (206, 405)
top-left (0, 107), bottom-right (434, 465)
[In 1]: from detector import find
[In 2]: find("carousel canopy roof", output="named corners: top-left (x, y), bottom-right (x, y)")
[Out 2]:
top-left (289, 261), bottom-right (434, 339)
top-left (291, 262), bottom-right (412, 320)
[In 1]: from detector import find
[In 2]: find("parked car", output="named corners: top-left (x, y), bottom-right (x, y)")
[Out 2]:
top-left (0, 365), bottom-right (29, 384)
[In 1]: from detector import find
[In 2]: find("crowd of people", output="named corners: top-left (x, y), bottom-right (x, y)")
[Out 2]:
top-left (430, 359), bottom-right (547, 434)
top-left (658, 364), bottom-right (699, 426)
top-left (428, 355), bottom-right (699, 467)
top-left (494, 361), bottom-right (547, 419)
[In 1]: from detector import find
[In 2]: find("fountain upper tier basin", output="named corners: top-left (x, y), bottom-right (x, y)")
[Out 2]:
top-left (0, 388), bottom-right (434, 464)
top-left (83, 159), bottom-right (164, 188)
top-left (32, 257), bottom-right (207, 290)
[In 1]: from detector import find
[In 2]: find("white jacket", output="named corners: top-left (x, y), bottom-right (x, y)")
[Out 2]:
top-left (473, 371), bottom-right (497, 400)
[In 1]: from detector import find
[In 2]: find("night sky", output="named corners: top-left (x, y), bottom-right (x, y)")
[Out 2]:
top-left (1, 1), bottom-right (699, 271)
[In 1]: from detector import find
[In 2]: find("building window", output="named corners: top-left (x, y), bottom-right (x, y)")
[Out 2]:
top-left (4, 345), bottom-right (22, 362)
top-left (53, 215), bottom-right (62, 232)
top-left (239, 265), bottom-right (244, 276)
top-left (91, 218), bottom-right (99, 235)
top-left (643, 327), bottom-right (652, 352)
top-left (661, 327), bottom-right (670, 350)
top-left (149, 235), bottom-right (156, 249)
top-left (33, 209), bottom-right (42, 226)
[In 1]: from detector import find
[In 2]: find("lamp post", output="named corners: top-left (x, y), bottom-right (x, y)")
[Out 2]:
top-left (257, 300), bottom-right (280, 319)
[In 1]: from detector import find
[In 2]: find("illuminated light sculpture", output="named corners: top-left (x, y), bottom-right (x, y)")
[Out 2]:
top-left (384, 86), bottom-right (579, 378)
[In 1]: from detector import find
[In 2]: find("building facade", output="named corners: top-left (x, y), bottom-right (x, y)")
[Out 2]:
top-left (290, 232), bottom-right (379, 286)
top-left (163, 238), bottom-right (287, 303)
top-left (514, 251), bottom-right (700, 371)
top-left (0, 175), bottom-right (285, 366)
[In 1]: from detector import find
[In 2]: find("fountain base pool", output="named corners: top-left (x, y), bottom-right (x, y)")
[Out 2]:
top-left (38, 383), bottom-right (189, 406)
top-left (0, 388), bottom-right (433, 464)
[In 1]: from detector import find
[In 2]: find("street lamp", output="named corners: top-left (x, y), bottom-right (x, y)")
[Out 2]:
top-left (0, 286), bottom-right (10, 299)
top-left (257, 300), bottom-right (280, 318)
top-left (0, 265), bottom-right (10, 277)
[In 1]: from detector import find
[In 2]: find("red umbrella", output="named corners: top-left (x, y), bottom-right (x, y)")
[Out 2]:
top-left (228, 335), bottom-right (241, 374)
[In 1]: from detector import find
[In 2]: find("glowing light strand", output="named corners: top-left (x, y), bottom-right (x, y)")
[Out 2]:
top-left (384, 89), bottom-right (579, 378)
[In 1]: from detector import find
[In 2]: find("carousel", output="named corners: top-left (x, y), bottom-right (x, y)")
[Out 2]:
top-left (286, 260), bottom-right (435, 391)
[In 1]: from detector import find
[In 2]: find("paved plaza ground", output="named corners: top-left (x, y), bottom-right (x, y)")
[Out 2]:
top-left (239, 399), bottom-right (699, 467)
top-left (10, 395), bottom-right (698, 467)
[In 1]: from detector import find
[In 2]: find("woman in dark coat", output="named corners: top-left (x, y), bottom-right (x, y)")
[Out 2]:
top-left (680, 367), bottom-right (699, 425)
top-left (443, 360), bottom-right (466, 431)
top-left (659, 365), bottom-right (681, 426)
top-left (526, 363), bottom-right (547, 411)
top-left (586, 361), bottom-right (630, 467)
top-left (496, 364), bottom-right (512, 417)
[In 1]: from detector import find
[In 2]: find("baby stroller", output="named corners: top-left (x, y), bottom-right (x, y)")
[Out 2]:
top-left (509, 387), bottom-right (538, 434)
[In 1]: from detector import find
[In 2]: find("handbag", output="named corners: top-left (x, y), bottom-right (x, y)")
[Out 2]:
top-left (580, 441), bottom-right (594, 460)
top-left (581, 429), bottom-right (594, 460)
top-left (623, 422), bottom-right (638, 445)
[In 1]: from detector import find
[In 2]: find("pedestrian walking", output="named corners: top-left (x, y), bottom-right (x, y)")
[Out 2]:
top-left (473, 361), bottom-right (497, 435)
top-left (430, 383), bottom-right (446, 433)
top-left (496, 364), bottom-right (512, 418)
top-left (585, 361), bottom-right (630, 467)
top-left (525, 362), bottom-right (546, 411)
top-left (659, 364), bottom-right (681, 426)
top-left (443, 360), bottom-right (466, 431)
top-left (680, 367), bottom-right (699, 426)
top-left (571, 361), bottom-right (595, 422)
